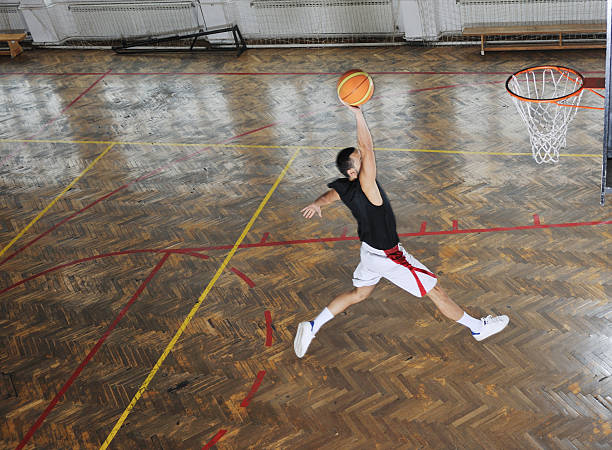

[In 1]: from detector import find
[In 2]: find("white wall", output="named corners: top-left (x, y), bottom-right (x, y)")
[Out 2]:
top-left (397, 0), bottom-right (424, 39)
top-left (8, 0), bottom-right (609, 45)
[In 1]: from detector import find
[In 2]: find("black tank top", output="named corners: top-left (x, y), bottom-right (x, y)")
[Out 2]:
top-left (328, 178), bottom-right (399, 251)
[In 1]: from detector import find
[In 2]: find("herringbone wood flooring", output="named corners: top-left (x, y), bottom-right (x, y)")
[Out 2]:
top-left (0, 46), bottom-right (610, 449)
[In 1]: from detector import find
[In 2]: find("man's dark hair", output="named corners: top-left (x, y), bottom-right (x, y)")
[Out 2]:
top-left (336, 147), bottom-right (356, 177)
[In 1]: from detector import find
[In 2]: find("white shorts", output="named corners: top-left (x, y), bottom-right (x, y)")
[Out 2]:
top-left (352, 242), bottom-right (438, 298)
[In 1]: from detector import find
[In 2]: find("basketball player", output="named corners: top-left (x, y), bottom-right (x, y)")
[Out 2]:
top-left (294, 105), bottom-right (509, 358)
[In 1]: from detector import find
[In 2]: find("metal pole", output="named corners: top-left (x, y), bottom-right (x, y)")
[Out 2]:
top-left (601, 0), bottom-right (612, 204)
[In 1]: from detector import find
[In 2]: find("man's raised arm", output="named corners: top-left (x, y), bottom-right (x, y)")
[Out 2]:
top-left (353, 107), bottom-right (382, 206)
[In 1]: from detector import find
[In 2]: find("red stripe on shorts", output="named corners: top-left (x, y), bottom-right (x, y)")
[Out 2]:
top-left (383, 245), bottom-right (437, 296)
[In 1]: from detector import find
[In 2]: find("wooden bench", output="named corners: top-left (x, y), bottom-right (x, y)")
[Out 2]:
top-left (462, 23), bottom-right (606, 55)
top-left (0, 32), bottom-right (26, 58)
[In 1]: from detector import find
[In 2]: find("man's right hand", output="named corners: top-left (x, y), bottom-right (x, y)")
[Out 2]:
top-left (301, 203), bottom-right (322, 219)
top-left (339, 100), bottom-right (361, 113)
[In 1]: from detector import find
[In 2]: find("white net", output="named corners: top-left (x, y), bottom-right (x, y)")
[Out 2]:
top-left (507, 67), bottom-right (584, 164)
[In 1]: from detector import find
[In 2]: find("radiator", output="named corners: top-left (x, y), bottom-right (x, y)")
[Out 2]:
top-left (457, 0), bottom-right (606, 28)
top-left (249, 0), bottom-right (396, 36)
top-left (69, 2), bottom-right (200, 39)
top-left (0, 4), bottom-right (27, 31)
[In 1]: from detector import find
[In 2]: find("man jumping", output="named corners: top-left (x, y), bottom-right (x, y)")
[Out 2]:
top-left (294, 105), bottom-right (509, 358)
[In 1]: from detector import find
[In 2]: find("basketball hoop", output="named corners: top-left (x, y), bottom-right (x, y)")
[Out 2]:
top-left (506, 65), bottom-right (604, 164)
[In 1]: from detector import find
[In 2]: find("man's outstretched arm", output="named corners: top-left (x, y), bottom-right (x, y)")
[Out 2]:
top-left (301, 189), bottom-right (340, 218)
top-left (352, 107), bottom-right (382, 206)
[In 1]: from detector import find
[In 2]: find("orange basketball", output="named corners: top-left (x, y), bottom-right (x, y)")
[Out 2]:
top-left (337, 69), bottom-right (374, 106)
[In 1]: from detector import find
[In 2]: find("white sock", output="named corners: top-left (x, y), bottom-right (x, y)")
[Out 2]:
top-left (456, 312), bottom-right (483, 333)
top-left (311, 307), bottom-right (334, 334)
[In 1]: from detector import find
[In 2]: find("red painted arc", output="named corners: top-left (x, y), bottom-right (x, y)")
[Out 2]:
top-left (240, 370), bottom-right (266, 408)
top-left (2, 218), bottom-right (609, 298)
top-left (230, 267), bottom-right (256, 288)
top-left (201, 430), bottom-right (227, 449)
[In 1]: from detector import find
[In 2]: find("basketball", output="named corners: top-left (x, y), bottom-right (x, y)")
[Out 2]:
top-left (337, 69), bottom-right (374, 106)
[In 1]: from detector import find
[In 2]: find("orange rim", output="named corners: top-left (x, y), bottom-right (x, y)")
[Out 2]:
top-left (506, 65), bottom-right (584, 104)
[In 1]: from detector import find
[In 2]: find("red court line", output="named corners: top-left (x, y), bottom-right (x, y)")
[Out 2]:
top-left (0, 72), bottom-right (107, 76)
top-left (104, 71), bottom-right (513, 77)
top-left (231, 123), bottom-right (277, 140)
top-left (0, 248), bottom-right (207, 296)
top-left (15, 252), bottom-right (170, 450)
top-left (1, 70), bottom-right (606, 76)
top-left (176, 251), bottom-right (209, 260)
top-left (176, 218), bottom-right (612, 252)
top-left (49, 70), bottom-right (112, 123)
top-left (265, 311), bottom-right (273, 347)
top-left (202, 429), bottom-right (227, 450)
top-left (1, 70), bottom-right (111, 166)
top-left (2, 218), bottom-right (609, 297)
top-left (231, 267), bottom-right (255, 288)
top-left (406, 80), bottom-right (506, 94)
top-left (0, 184), bottom-right (131, 267)
top-left (240, 370), bottom-right (266, 408)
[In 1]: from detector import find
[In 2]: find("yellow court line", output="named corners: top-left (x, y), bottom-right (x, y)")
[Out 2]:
top-left (217, 144), bottom-right (599, 157)
top-left (0, 138), bottom-right (325, 148)
top-left (0, 138), bottom-right (119, 145)
top-left (373, 148), bottom-right (599, 158)
top-left (0, 143), bottom-right (116, 259)
top-left (0, 138), bottom-right (180, 146)
top-left (0, 138), bottom-right (599, 157)
top-left (100, 148), bottom-right (301, 450)
top-left (230, 145), bottom-right (598, 157)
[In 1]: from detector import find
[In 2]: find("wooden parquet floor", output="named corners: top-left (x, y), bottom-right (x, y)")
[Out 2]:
top-left (0, 46), bottom-right (610, 449)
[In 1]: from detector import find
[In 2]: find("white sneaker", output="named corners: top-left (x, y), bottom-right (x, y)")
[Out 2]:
top-left (294, 321), bottom-right (315, 358)
top-left (472, 315), bottom-right (509, 341)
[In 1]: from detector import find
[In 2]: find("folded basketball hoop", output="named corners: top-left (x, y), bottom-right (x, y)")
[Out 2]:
top-left (506, 65), bottom-right (604, 164)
